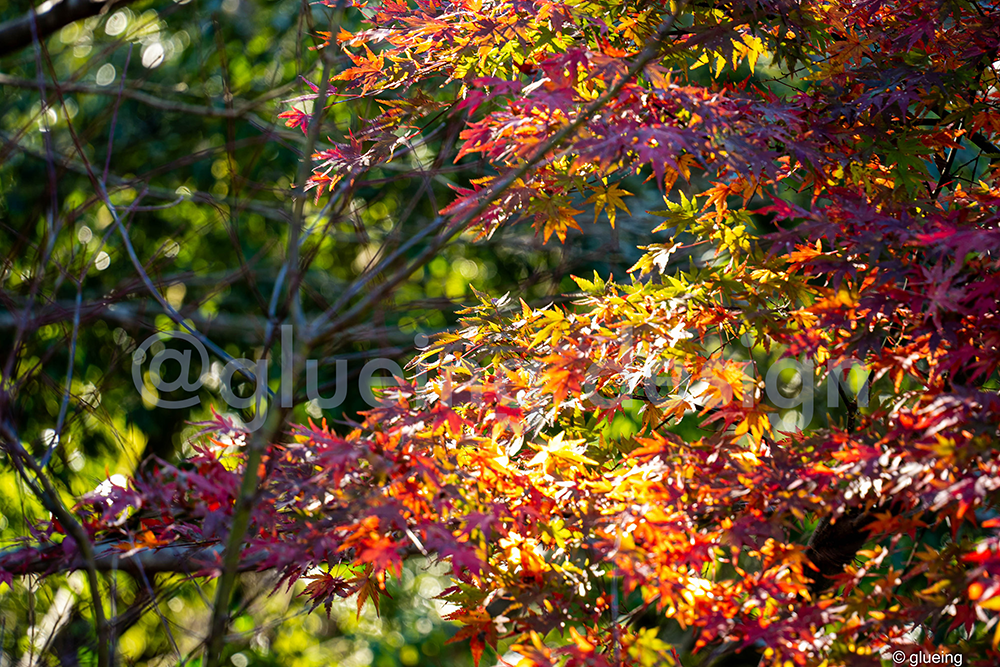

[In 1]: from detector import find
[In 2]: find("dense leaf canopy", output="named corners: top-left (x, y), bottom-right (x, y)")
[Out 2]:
top-left (2, 0), bottom-right (1000, 665)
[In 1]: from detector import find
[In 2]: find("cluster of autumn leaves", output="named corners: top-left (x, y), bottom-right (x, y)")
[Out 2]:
top-left (271, 0), bottom-right (1000, 660)
top-left (7, 0), bottom-right (1000, 664)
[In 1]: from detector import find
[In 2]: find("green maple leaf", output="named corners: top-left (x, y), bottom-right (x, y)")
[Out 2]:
top-left (883, 136), bottom-right (933, 196)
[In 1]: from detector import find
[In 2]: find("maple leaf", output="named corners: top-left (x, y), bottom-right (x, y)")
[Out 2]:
top-left (537, 351), bottom-right (586, 406)
top-left (536, 203), bottom-right (583, 243)
top-left (733, 404), bottom-right (774, 446)
top-left (525, 431), bottom-right (596, 474)
top-left (351, 568), bottom-right (391, 619)
top-left (300, 572), bottom-right (353, 617)
top-left (355, 533), bottom-right (404, 580)
top-left (691, 359), bottom-right (747, 411)
top-left (882, 136), bottom-right (933, 196)
top-left (277, 108), bottom-right (311, 135)
top-left (113, 530), bottom-right (170, 554)
top-left (424, 525), bottom-right (488, 575)
top-left (584, 181), bottom-right (632, 228)
top-left (445, 608), bottom-right (498, 667)
top-left (429, 402), bottom-right (471, 437)
top-left (662, 153), bottom-right (700, 193)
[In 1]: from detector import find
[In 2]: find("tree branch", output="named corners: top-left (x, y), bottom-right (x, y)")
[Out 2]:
top-left (0, 74), bottom-right (296, 119)
top-left (0, 0), bottom-right (138, 59)
top-left (0, 542), bottom-right (266, 576)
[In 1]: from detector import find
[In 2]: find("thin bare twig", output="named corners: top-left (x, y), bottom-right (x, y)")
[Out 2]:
top-left (132, 552), bottom-right (185, 664)
top-left (0, 75), bottom-right (298, 118)
top-left (103, 45), bottom-right (133, 183)
top-left (41, 287), bottom-right (81, 469)
top-left (202, 10), bottom-right (341, 663)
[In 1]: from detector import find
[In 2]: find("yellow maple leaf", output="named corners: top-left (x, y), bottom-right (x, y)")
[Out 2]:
top-left (536, 205), bottom-right (583, 243)
top-left (526, 431), bottom-right (596, 474)
top-left (584, 181), bottom-right (632, 228)
top-left (733, 404), bottom-right (774, 447)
